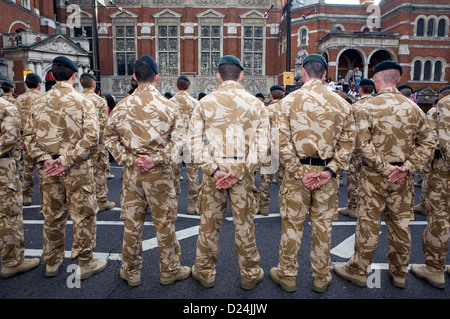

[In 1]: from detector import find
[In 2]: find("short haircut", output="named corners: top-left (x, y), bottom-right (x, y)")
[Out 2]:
top-left (271, 90), bottom-right (284, 100)
top-left (25, 79), bottom-right (40, 89)
top-left (303, 61), bottom-right (326, 79)
top-left (52, 64), bottom-right (76, 81)
top-left (1, 84), bottom-right (13, 93)
top-left (80, 75), bottom-right (95, 89)
top-left (377, 69), bottom-right (401, 85)
top-left (134, 59), bottom-right (157, 83)
top-left (218, 64), bottom-right (242, 81)
top-left (177, 78), bottom-right (190, 91)
top-left (360, 85), bottom-right (374, 95)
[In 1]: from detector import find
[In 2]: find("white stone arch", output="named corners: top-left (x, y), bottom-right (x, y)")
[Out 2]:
top-left (297, 25), bottom-right (309, 47)
top-left (335, 46), bottom-right (368, 80)
top-left (413, 15), bottom-right (427, 36)
top-left (8, 20), bottom-right (28, 33)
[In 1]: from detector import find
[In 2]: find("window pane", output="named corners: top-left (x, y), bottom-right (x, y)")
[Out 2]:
top-left (126, 38), bottom-right (135, 52)
top-left (126, 26), bottom-right (135, 37)
top-left (211, 26), bottom-right (220, 37)
top-left (254, 27), bottom-right (263, 38)
top-left (168, 38), bottom-right (177, 51)
top-left (127, 54), bottom-right (135, 75)
top-left (116, 26), bottom-right (124, 37)
top-left (254, 39), bottom-right (263, 52)
top-left (201, 26), bottom-right (210, 37)
top-left (424, 60), bottom-right (432, 80)
top-left (116, 38), bottom-right (125, 51)
top-left (169, 26), bottom-right (177, 37)
top-left (244, 26), bottom-right (253, 38)
top-left (243, 53), bottom-right (252, 69)
top-left (244, 39), bottom-right (253, 51)
top-left (201, 53), bottom-right (210, 75)
top-left (211, 38), bottom-right (220, 51)
top-left (159, 38), bottom-right (167, 51)
top-left (169, 52), bottom-right (178, 75)
top-left (117, 53), bottom-right (126, 75)
top-left (201, 38), bottom-right (210, 51)
top-left (417, 19), bottom-right (424, 36)
top-left (427, 19), bottom-right (435, 37)
top-left (159, 52), bottom-right (168, 75)
top-left (413, 60), bottom-right (421, 80)
top-left (211, 52), bottom-right (220, 72)
top-left (434, 61), bottom-right (442, 81)
top-left (438, 19), bottom-right (445, 37)
top-left (158, 26), bottom-right (167, 36)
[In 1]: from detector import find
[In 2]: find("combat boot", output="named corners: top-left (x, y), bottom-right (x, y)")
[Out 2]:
top-left (45, 259), bottom-right (63, 277)
top-left (313, 273), bottom-right (332, 293)
top-left (187, 202), bottom-right (197, 215)
top-left (269, 267), bottom-right (296, 292)
top-left (160, 266), bottom-right (191, 285)
top-left (333, 264), bottom-right (367, 287)
top-left (98, 201), bottom-right (116, 212)
top-left (388, 270), bottom-right (406, 288)
top-left (23, 196), bottom-right (32, 206)
top-left (339, 207), bottom-right (357, 218)
top-left (241, 267), bottom-right (264, 290)
top-left (258, 206), bottom-right (269, 216)
top-left (76, 259), bottom-right (107, 280)
top-left (120, 268), bottom-right (141, 287)
top-left (413, 204), bottom-right (426, 216)
top-left (411, 264), bottom-right (445, 289)
top-left (0, 258), bottom-right (39, 278)
top-left (191, 265), bottom-right (215, 288)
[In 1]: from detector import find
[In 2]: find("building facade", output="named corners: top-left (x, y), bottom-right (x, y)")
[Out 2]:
top-left (1, 0), bottom-right (449, 107)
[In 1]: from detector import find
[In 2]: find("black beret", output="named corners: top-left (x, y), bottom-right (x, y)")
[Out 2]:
top-left (255, 92), bottom-right (265, 99)
top-left (439, 85), bottom-right (450, 93)
top-left (164, 91), bottom-right (174, 98)
top-left (26, 73), bottom-right (42, 83)
top-left (303, 54), bottom-right (328, 71)
top-left (360, 79), bottom-right (374, 86)
top-left (270, 85), bottom-right (284, 92)
top-left (80, 72), bottom-right (96, 81)
top-left (218, 55), bottom-right (244, 70)
top-left (397, 84), bottom-right (413, 92)
top-left (136, 55), bottom-right (159, 74)
top-left (178, 75), bottom-right (190, 84)
top-left (52, 56), bottom-right (79, 72)
top-left (374, 61), bottom-right (402, 75)
top-left (2, 81), bottom-right (14, 88)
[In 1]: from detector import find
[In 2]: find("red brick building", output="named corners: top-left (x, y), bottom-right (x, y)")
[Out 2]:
top-left (1, 0), bottom-right (449, 107)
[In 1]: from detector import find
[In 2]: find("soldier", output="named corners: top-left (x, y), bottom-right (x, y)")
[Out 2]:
top-left (14, 73), bottom-right (42, 206)
top-left (105, 55), bottom-right (190, 287)
top-left (188, 55), bottom-right (270, 290)
top-left (0, 96), bottom-right (39, 278)
top-left (340, 79), bottom-right (375, 218)
top-left (171, 75), bottom-right (200, 214)
top-left (410, 85), bottom-right (450, 288)
top-left (80, 72), bottom-right (116, 212)
top-left (23, 56), bottom-right (107, 280)
top-left (258, 85), bottom-right (284, 216)
top-left (269, 54), bottom-right (355, 293)
top-left (334, 61), bottom-right (437, 289)
top-left (1, 82), bottom-right (16, 104)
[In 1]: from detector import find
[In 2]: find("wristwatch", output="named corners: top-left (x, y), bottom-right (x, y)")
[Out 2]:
top-left (324, 167), bottom-right (336, 178)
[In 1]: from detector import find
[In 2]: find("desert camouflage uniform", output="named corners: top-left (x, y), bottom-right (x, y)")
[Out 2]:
top-left (171, 90), bottom-right (200, 211)
top-left (275, 79), bottom-right (355, 281)
top-left (188, 80), bottom-right (270, 286)
top-left (82, 89), bottom-right (111, 205)
top-left (345, 94), bottom-right (372, 212)
top-left (0, 97), bottom-right (24, 267)
top-left (1, 93), bottom-right (16, 105)
top-left (23, 81), bottom-right (100, 267)
top-left (345, 87), bottom-right (436, 279)
top-left (420, 95), bottom-right (450, 273)
top-left (15, 88), bottom-right (42, 200)
top-left (105, 83), bottom-right (185, 282)
top-left (258, 98), bottom-right (283, 215)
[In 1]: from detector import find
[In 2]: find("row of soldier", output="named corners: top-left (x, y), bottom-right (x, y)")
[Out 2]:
top-left (0, 53), bottom-right (448, 293)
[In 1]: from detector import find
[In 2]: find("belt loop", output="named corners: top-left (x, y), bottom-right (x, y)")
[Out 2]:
top-left (309, 157), bottom-right (312, 168)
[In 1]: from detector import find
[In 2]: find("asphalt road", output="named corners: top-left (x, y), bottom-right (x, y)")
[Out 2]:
top-left (0, 162), bottom-right (448, 313)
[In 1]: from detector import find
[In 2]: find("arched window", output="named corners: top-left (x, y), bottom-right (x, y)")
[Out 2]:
top-left (437, 18), bottom-right (446, 37)
top-left (413, 60), bottom-right (422, 80)
top-left (427, 19), bottom-right (435, 37)
top-left (434, 61), bottom-right (443, 81)
top-left (417, 18), bottom-right (424, 36)
top-left (300, 28), bottom-right (307, 45)
top-left (423, 60), bottom-right (432, 81)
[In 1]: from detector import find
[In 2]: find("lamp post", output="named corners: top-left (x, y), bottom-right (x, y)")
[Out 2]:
top-left (91, 0), bottom-right (100, 84)
top-left (284, 0), bottom-right (293, 92)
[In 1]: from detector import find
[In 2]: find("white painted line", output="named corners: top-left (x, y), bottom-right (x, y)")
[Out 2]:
top-left (330, 234), bottom-right (355, 258)
top-left (23, 220), bottom-right (154, 227)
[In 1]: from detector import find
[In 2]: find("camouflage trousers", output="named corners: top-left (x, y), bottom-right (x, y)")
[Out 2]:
top-left (120, 166), bottom-right (182, 281)
top-left (39, 160), bottom-right (98, 266)
top-left (347, 166), bottom-right (413, 278)
top-left (418, 155), bottom-right (433, 208)
top-left (258, 167), bottom-right (284, 213)
top-left (91, 144), bottom-right (110, 203)
top-left (276, 167), bottom-right (338, 280)
top-left (422, 158), bottom-right (450, 273)
top-left (173, 161), bottom-right (200, 207)
top-left (21, 149), bottom-right (35, 198)
top-left (0, 158), bottom-right (24, 267)
top-left (346, 151), bottom-right (363, 211)
top-left (194, 175), bottom-right (261, 286)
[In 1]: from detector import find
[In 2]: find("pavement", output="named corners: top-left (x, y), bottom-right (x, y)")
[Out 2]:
top-left (0, 162), bottom-right (448, 314)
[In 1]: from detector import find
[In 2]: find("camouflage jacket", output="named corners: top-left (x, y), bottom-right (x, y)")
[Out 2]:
top-left (278, 79), bottom-right (356, 178)
top-left (23, 81), bottom-right (99, 168)
top-left (14, 88), bottom-right (41, 131)
top-left (0, 97), bottom-right (21, 156)
top-left (172, 90), bottom-right (199, 130)
top-left (436, 94), bottom-right (450, 168)
top-left (104, 83), bottom-right (185, 168)
top-left (1, 93), bottom-right (16, 105)
top-left (82, 89), bottom-right (108, 141)
top-left (187, 80), bottom-right (270, 180)
top-left (357, 87), bottom-right (437, 176)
